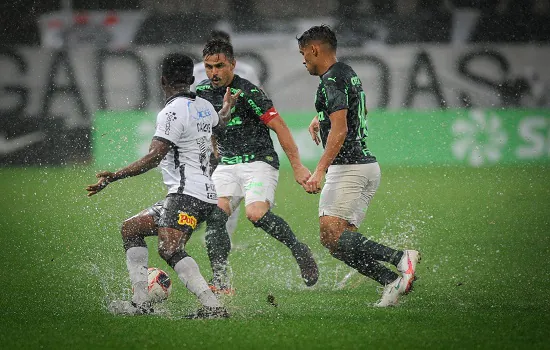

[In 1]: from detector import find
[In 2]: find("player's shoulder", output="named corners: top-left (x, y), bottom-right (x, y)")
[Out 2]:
top-left (233, 75), bottom-right (265, 96)
top-left (195, 95), bottom-right (216, 111)
top-left (195, 79), bottom-right (212, 92)
top-left (322, 62), bottom-right (356, 85)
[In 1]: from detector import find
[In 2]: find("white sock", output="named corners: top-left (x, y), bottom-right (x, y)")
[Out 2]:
top-left (226, 205), bottom-right (240, 236)
top-left (174, 257), bottom-right (220, 308)
top-left (126, 246), bottom-right (148, 305)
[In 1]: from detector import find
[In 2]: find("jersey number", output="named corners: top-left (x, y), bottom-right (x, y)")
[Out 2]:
top-left (317, 111), bottom-right (325, 122)
top-left (357, 91), bottom-right (370, 155)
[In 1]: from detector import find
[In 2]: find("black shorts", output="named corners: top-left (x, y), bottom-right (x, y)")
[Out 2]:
top-left (157, 193), bottom-right (216, 233)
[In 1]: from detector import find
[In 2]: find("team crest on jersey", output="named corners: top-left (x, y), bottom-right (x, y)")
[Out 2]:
top-left (177, 212), bottom-right (197, 229)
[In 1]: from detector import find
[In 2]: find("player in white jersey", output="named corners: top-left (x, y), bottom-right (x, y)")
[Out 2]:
top-left (192, 30), bottom-right (261, 251)
top-left (86, 53), bottom-right (240, 319)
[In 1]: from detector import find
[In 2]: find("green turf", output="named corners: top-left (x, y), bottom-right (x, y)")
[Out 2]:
top-left (1, 165), bottom-right (549, 349)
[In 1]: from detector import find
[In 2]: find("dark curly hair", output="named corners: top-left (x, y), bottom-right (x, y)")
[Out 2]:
top-left (161, 52), bottom-right (194, 86)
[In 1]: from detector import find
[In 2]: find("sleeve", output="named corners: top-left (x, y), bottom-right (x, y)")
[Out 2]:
top-left (324, 76), bottom-right (349, 114)
top-left (211, 104), bottom-right (220, 128)
top-left (246, 86), bottom-right (280, 124)
top-left (153, 106), bottom-right (183, 146)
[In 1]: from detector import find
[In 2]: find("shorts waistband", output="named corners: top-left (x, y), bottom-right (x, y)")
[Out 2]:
top-left (220, 154), bottom-right (256, 165)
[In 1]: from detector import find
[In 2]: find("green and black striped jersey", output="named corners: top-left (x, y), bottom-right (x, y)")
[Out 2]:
top-left (315, 62), bottom-right (377, 165)
top-left (196, 75), bottom-right (280, 169)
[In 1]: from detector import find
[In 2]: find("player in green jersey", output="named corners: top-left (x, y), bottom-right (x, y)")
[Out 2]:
top-left (196, 39), bottom-right (319, 291)
top-left (297, 25), bottom-right (421, 307)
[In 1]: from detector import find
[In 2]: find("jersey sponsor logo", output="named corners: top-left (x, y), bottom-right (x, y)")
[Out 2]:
top-left (197, 122), bottom-right (212, 133)
top-left (247, 99), bottom-right (263, 116)
top-left (196, 85), bottom-right (211, 91)
top-left (351, 76), bottom-right (362, 86)
top-left (177, 212), bottom-right (197, 229)
top-left (197, 109), bottom-right (212, 120)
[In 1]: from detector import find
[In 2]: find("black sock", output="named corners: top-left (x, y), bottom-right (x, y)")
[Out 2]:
top-left (205, 207), bottom-right (231, 283)
top-left (341, 230), bottom-right (403, 266)
top-left (333, 230), bottom-right (398, 285)
top-left (254, 210), bottom-right (301, 254)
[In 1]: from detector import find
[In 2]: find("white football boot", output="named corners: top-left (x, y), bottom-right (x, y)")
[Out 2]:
top-left (108, 300), bottom-right (153, 315)
top-left (397, 250), bottom-right (421, 294)
top-left (375, 277), bottom-right (402, 307)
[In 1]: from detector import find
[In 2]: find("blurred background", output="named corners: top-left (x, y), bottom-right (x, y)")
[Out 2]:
top-left (0, 0), bottom-right (548, 168)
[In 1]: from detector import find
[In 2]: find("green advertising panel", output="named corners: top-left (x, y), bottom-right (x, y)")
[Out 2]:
top-left (93, 109), bottom-right (550, 169)
top-left (92, 111), bottom-right (157, 169)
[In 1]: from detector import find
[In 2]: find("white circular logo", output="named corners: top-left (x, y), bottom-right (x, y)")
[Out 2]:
top-left (452, 110), bottom-right (508, 167)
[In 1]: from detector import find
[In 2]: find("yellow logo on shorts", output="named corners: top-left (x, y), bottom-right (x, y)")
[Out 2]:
top-left (177, 212), bottom-right (197, 229)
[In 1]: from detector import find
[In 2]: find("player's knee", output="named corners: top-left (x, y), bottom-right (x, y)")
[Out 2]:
top-left (207, 206), bottom-right (229, 231)
top-left (158, 239), bottom-right (189, 268)
top-left (320, 226), bottom-right (340, 252)
top-left (246, 204), bottom-right (269, 223)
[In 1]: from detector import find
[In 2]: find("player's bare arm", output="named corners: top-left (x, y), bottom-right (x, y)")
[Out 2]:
top-left (86, 139), bottom-right (171, 196)
top-left (309, 115), bottom-right (321, 145)
top-left (217, 87), bottom-right (242, 126)
top-left (266, 115), bottom-right (312, 186)
top-left (304, 109), bottom-right (347, 194)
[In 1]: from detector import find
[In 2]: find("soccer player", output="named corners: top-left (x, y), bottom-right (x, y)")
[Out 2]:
top-left (86, 53), bottom-right (241, 318)
top-left (296, 25), bottom-right (420, 307)
top-left (196, 39), bottom-right (319, 291)
top-left (192, 30), bottom-right (261, 247)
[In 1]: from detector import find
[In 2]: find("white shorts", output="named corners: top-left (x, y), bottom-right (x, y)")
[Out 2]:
top-left (212, 161), bottom-right (279, 209)
top-left (319, 162), bottom-right (380, 227)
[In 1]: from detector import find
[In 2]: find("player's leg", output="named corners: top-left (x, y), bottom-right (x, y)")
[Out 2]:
top-left (121, 201), bottom-right (162, 309)
top-left (319, 163), bottom-right (415, 306)
top-left (204, 205), bottom-right (232, 292)
top-left (158, 194), bottom-right (227, 317)
top-left (243, 162), bottom-right (318, 287)
top-left (226, 196), bottom-right (242, 236)
top-left (205, 165), bottom-right (242, 292)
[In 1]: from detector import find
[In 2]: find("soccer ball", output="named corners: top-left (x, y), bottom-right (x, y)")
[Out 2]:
top-left (148, 267), bottom-right (172, 302)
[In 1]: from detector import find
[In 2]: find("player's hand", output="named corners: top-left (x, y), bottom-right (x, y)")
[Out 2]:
top-left (85, 171), bottom-right (115, 196)
top-left (223, 87), bottom-right (241, 108)
top-left (292, 164), bottom-right (312, 186)
top-left (309, 116), bottom-right (321, 145)
top-left (303, 170), bottom-right (324, 194)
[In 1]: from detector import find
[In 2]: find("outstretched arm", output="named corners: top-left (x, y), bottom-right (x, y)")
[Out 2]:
top-left (86, 139), bottom-right (170, 196)
top-left (266, 115), bottom-right (311, 186)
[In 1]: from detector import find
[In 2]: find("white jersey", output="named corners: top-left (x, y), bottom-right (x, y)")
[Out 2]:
top-left (153, 92), bottom-right (219, 203)
top-left (192, 61), bottom-right (261, 90)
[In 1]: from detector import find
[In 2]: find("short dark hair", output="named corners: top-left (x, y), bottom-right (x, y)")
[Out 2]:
top-left (209, 30), bottom-right (231, 43)
top-left (297, 25), bottom-right (337, 50)
top-left (202, 39), bottom-right (235, 61)
top-left (161, 53), bottom-right (194, 86)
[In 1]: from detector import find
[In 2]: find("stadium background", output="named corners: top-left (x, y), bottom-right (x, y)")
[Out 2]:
top-left (1, 0), bottom-right (549, 349)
